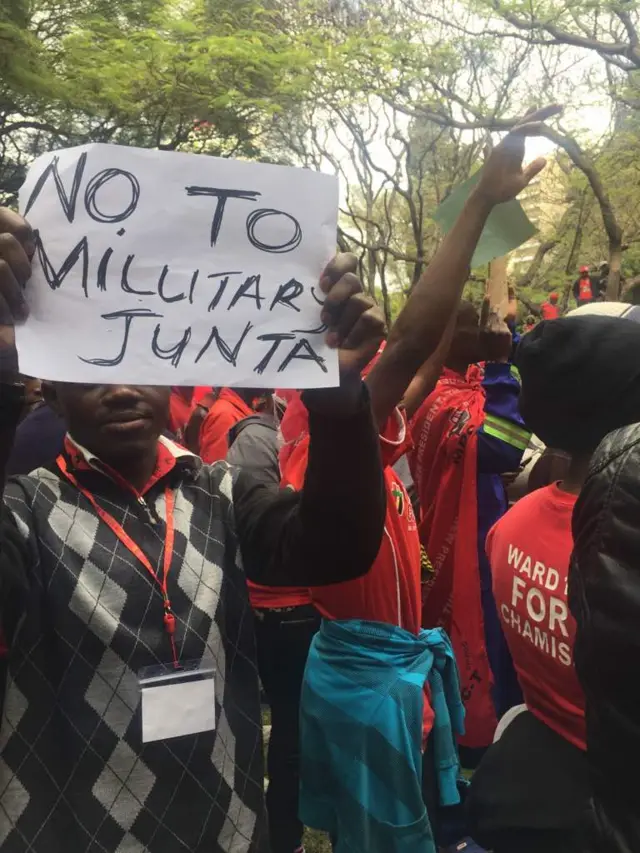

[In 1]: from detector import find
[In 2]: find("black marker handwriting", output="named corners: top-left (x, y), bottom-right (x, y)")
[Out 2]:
top-left (96, 247), bottom-right (113, 292)
top-left (184, 187), bottom-right (260, 246)
top-left (188, 270), bottom-right (200, 305)
top-left (120, 254), bottom-right (154, 296)
top-left (311, 286), bottom-right (325, 306)
top-left (227, 274), bottom-right (263, 310)
top-left (277, 338), bottom-right (327, 373)
top-left (195, 321), bottom-right (253, 367)
top-left (79, 308), bottom-right (162, 366)
top-left (246, 208), bottom-right (302, 254)
top-left (207, 272), bottom-right (234, 312)
top-left (270, 278), bottom-right (303, 312)
top-left (157, 265), bottom-right (186, 303)
top-left (290, 323), bottom-right (327, 334)
top-left (152, 324), bottom-right (192, 366)
top-left (84, 168), bottom-right (140, 224)
top-left (24, 153), bottom-right (141, 226)
top-left (24, 153), bottom-right (88, 223)
top-left (253, 333), bottom-right (295, 375)
top-left (77, 314), bottom-right (330, 378)
top-left (34, 229), bottom-right (89, 296)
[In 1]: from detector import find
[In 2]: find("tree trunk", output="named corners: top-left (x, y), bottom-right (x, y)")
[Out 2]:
top-left (607, 242), bottom-right (623, 300)
top-left (378, 273), bottom-right (393, 329)
top-left (564, 190), bottom-right (588, 275)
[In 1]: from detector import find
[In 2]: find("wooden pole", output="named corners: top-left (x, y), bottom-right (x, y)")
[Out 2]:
top-left (487, 254), bottom-right (509, 318)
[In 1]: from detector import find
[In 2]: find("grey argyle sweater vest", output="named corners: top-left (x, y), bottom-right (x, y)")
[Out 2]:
top-left (0, 450), bottom-right (268, 853)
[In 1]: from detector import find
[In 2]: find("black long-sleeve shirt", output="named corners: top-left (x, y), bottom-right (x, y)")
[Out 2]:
top-left (0, 385), bottom-right (385, 853)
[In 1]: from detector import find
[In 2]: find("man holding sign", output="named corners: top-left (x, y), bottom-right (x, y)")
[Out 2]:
top-left (0, 203), bottom-right (386, 853)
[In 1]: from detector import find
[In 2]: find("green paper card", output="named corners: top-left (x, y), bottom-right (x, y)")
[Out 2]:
top-left (434, 170), bottom-right (536, 267)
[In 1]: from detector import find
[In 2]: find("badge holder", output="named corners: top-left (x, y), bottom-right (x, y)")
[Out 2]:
top-left (139, 660), bottom-right (216, 743)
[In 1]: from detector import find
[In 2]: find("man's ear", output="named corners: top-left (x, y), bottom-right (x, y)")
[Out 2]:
top-left (42, 381), bottom-right (61, 415)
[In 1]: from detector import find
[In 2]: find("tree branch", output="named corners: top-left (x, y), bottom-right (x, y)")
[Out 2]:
top-left (490, 0), bottom-right (640, 69)
top-left (515, 239), bottom-right (559, 292)
top-left (0, 120), bottom-right (68, 138)
top-left (517, 293), bottom-right (541, 317)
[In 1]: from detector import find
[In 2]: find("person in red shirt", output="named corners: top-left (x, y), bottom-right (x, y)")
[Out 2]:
top-left (487, 483), bottom-right (582, 748)
top-left (199, 387), bottom-right (268, 462)
top-left (573, 265), bottom-right (600, 306)
top-left (280, 396), bottom-right (428, 853)
top-left (468, 304), bottom-right (640, 853)
top-left (409, 301), bottom-right (531, 755)
top-left (540, 292), bottom-right (559, 320)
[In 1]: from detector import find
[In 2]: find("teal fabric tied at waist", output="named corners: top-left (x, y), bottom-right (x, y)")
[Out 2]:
top-left (299, 619), bottom-right (465, 853)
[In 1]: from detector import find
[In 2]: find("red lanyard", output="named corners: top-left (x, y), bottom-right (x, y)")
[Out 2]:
top-left (56, 455), bottom-right (179, 668)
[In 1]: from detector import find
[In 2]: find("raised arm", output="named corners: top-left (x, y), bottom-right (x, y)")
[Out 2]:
top-left (0, 208), bottom-right (34, 496)
top-left (234, 255), bottom-right (387, 587)
top-left (366, 105), bottom-right (561, 430)
top-left (400, 314), bottom-right (456, 420)
top-left (233, 385), bottom-right (384, 586)
top-left (0, 210), bottom-right (38, 634)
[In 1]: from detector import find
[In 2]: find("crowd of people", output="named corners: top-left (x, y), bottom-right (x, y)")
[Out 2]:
top-left (0, 104), bottom-right (636, 853)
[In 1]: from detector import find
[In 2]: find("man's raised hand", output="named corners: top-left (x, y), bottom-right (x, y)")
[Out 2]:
top-left (0, 209), bottom-right (32, 325)
top-left (479, 297), bottom-right (513, 364)
top-left (0, 209), bottom-right (33, 371)
top-left (476, 105), bottom-right (563, 207)
top-left (319, 253), bottom-right (386, 381)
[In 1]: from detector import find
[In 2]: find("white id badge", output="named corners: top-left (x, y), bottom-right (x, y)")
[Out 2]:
top-left (139, 661), bottom-right (216, 743)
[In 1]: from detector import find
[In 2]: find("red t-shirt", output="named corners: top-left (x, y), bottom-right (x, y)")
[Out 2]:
top-left (487, 483), bottom-right (585, 750)
top-left (199, 389), bottom-right (254, 463)
top-left (282, 409), bottom-right (423, 632)
top-left (541, 302), bottom-right (559, 320)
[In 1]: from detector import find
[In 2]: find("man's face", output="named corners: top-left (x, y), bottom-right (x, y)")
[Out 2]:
top-left (47, 384), bottom-right (170, 462)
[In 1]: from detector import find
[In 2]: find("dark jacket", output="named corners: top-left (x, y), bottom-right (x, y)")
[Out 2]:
top-left (227, 414), bottom-right (280, 489)
top-left (6, 403), bottom-right (66, 476)
top-left (571, 423), bottom-right (640, 853)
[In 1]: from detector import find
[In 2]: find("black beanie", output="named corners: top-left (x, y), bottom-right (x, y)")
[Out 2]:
top-left (516, 315), bottom-right (640, 454)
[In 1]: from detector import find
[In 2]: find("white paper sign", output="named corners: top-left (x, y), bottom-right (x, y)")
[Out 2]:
top-left (17, 144), bottom-right (340, 388)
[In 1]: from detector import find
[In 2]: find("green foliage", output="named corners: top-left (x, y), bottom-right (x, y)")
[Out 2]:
top-left (60, 0), bottom-right (316, 135)
top-left (0, 0), bottom-right (325, 203)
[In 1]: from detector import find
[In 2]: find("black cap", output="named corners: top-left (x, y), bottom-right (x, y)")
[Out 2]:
top-left (516, 314), bottom-right (640, 454)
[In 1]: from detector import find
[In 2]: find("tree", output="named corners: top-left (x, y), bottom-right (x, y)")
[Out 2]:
top-left (467, 0), bottom-right (640, 297)
top-left (269, 93), bottom-right (485, 326)
top-left (0, 0), bottom-right (323, 204)
top-left (323, 0), bottom-right (639, 300)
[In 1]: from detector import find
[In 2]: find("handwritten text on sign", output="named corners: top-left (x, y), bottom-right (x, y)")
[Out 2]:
top-left (17, 144), bottom-right (339, 387)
